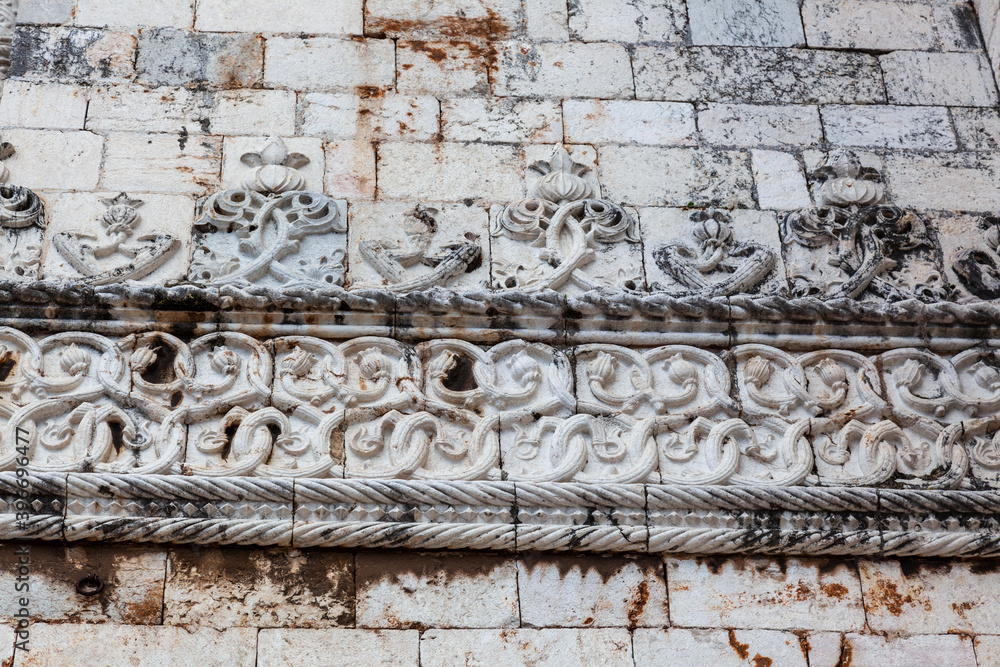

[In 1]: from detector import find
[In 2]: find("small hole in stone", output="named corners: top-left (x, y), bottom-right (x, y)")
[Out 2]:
top-left (442, 354), bottom-right (478, 392)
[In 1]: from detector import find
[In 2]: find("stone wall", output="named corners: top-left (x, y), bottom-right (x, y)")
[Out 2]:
top-left (1, 543), bottom-right (1000, 665)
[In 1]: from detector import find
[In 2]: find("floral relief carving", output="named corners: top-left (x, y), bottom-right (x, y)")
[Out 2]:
top-left (190, 137), bottom-right (347, 288)
top-left (781, 151), bottom-right (948, 302)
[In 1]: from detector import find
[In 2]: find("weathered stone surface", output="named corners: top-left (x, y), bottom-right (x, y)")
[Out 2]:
top-left (806, 632), bottom-right (845, 667)
top-left (527, 0), bottom-right (570, 40)
top-left (16, 0), bottom-right (75, 25)
top-left (975, 635), bottom-right (1000, 666)
top-left (364, 0), bottom-right (520, 39)
top-left (263, 38), bottom-right (395, 91)
top-left (441, 97), bottom-right (562, 143)
top-left (954, 107), bottom-right (1000, 150)
top-left (0, 80), bottom-right (88, 130)
top-left (300, 93), bottom-right (439, 141)
top-left (494, 42), bottom-right (633, 98)
top-left (163, 547), bottom-right (353, 629)
top-left (102, 132), bottom-right (221, 195)
top-left (222, 136), bottom-right (325, 191)
top-left (688, 0), bottom-right (805, 46)
top-left (258, 629), bottom-right (419, 666)
top-left (633, 628), bottom-right (809, 667)
top-left (752, 149), bottom-right (811, 210)
top-left (803, 0), bottom-right (938, 50)
top-left (209, 90), bottom-right (298, 136)
top-left (377, 142), bottom-right (522, 201)
top-left (421, 629), bottom-right (633, 666)
top-left (568, 0), bottom-right (686, 43)
top-left (517, 554), bottom-right (668, 628)
top-left (16, 624), bottom-right (257, 666)
top-left (598, 146), bottom-right (754, 207)
top-left (324, 139), bottom-right (377, 198)
top-left (563, 100), bottom-right (696, 146)
top-left (821, 105), bottom-right (957, 150)
top-left (11, 26), bottom-right (136, 82)
top-left (136, 28), bottom-right (263, 88)
top-left (937, 1), bottom-right (984, 51)
top-left (859, 560), bottom-right (1000, 634)
top-left (196, 0), bottom-right (364, 34)
top-left (885, 152), bottom-right (1000, 211)
top-left (699, 104), bottom-right (822, 147)
top-left (840, 633), bottom-right (976, 666)
top-left (75, 0), bottom-right (195, 29)
top-left (396, 40), bottom-right (489, 95)
top-left (0, 128), bottom-right (103, 191)
top-left (356, 553), bottom-right (519, 628)
top-left (666, 557), bottom-right (865, 631)
top-left (881, 51), bottom-right (999, 106)
top-left (634, 46), bottom-right (885, 103)
top-left (0, 543), bottom-right (165, 624)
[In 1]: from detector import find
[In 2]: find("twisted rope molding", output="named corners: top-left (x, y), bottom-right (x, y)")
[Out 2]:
top-left (4, 472), bottom-right (998, 556)
top-left (0, 280), bottom-right (995, 344)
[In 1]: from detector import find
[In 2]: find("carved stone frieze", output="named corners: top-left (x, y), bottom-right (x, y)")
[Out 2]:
top-left (0, 0), bottom-right (14, 78)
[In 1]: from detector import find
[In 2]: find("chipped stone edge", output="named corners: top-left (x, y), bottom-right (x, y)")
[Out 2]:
top-left (9, 472), bottom-right (1000, 556)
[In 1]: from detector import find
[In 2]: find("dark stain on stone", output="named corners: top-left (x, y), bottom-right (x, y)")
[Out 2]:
top-left (837, 635), bottom-right (853, 667)
top-left (967, 560), bottom-right (1000, 575)
top-left (898, 558), bottom-right (950, 578)
top-left (822, 583), bottom-right (849, 600)
top-left (793, 630), bottom-right (810, 658)
top-left (626, 580), bottom-right (649, 628)
top-left (751, 654), bottom-right (773, 667)
top-left (728, 629), bottom-right (750, 660)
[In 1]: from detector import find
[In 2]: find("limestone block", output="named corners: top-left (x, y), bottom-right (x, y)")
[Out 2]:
top-left (15, 625), bottom-right (257, 667)
top-left (806, 632), bottom-right (845, 667)
top-left (16, 0), bottom-right (75, 25)
top-left (881, 51), bottom-right (998, 106)
top-left (840, 633), bottom-right (976, 667)
top-left (641, 208), bottom-right (788, 296)
top-left (195, 0), bottom-right (364, 35)
top-left (377, 142), bottom-right (523, 202)
top-left (752, 150), bottom-right (811, 211)
top-left (442, 98), bottom-right (562, 143)
top-left (163, 548), bottom-right (354, 628)
top-left (527, 0), bottom-right (569, 40)
top-left (935, 2), bottom-right (986, 51)
top-left (975, 636), bottom-right (1000, 666)
top-left (222, 136), bottom-right (325, 191)
top-left (102, 133), bottom-right (221, 195)
top-left (365, 0), bottom-right (521, 39)
top-left (422, 629), bottom-right (632, 666)
top-left (75, 0), bottom-right (195, 29)
top-left (494, 42), bottom-right (633, 98)
top-left (396, 41), bottom-right (489, 95)
top-left (688, 0), bottom-right (805, 47)
top-left (954, 107), bottom-right (1000, 150)
top-left (665, 557), bottom-right (866, 631)
top-left (859, 559), bottom-right (1000, 634)
top-left (258, 629), bottom-right (419, 667)
top-left (11, 27), bottom-right (137, 82)
top-left (85, 87), bottom-right (296, 136)
top-left (136, 28), bottom-right (263, 88)
top-left (599, 146), bottom-right (754, 207)
top-left (0, 128), bottom-right (102, 191)
top-left (699, 104), bottom-right (822, 147)
top-left (633, 628), bottom-right (809, 667)
top-left (346, 201), bottom-right (491, 291)
top-left (563, 100), bottom-right (696, 146)
top-left (885, 152), bottom-right (1000, 211)
top-left (0, 81), bottom-right (88, 129)
top-left (634, 46), bottom-right (885, 104)
top-left (324, 140), bottom-right (376, 198)
top-left (263, 38), bottom-right (395, 91)
top-left (208, 89), bottom-right (297, 136)
top-left (0, 543), bottom-right (165, 624)
top-left (568, 0), bottom-right (686, 43)
top-left (517, 554), bottom-right (669, 628)
top-left (803, 0), bottom-right (938, 50)
top-left (821, 105), bottom-right (957, 150)
top-left (356, 553), bottom-right (519, 628)
top-left (40, 192), bottom-right (194, 284)
top-left (300, 93), bottom-right (439, 142)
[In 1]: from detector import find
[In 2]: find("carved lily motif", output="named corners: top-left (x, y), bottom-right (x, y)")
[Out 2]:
top-left (210, 348), bottom-right (241, 376)
top-left (508, 351), bottom-right (541, 386)
top-left (281, 347), bottom-right (315, 379)
top-left (972, 362), bottom-right (1000, 393)
top-left (814, 151), bottom-right (884, 208)
top-left (130, 346), bottom-right (159, 372)
top-left (894, 359), bottom-right (925, 388)
top-left (587, 351), bottom-right (617, 387)
top-left (815, 358), bottom-right (848, 391)
top-left (58, 344), bottom-right (91, 377)
top-left (529, 146), bottom-right (597, 206)
top-left (744, 356), bottom-right (773, 388)
top-left (358, 348), bottom-right (392, 383)
top-left (664, 354), bottom-right (697, 389)
top-left (241, 137), bottom-right (309, 195)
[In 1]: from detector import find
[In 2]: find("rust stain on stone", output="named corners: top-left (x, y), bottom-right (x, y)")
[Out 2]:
top-left (407, 40), bottom-right (449, 62)
top-left (751, 654), bottom-right (773, 667)
top-left (866, 580), bottom-right (929, 616)
top-left (120, 586), bottom-right (163, 624)
top-left (627, 581), bottom-right (649, 629)
top-left (822, 583), bottom-right (849, 600)
top-left (836, 635), bottom-right (853, 667)
top-left (366, 13), bottom-right (508, 40)
top-left (793, 630), bottom-right (811, 658)
top-left (728, 630), bottom-right (749, 660)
